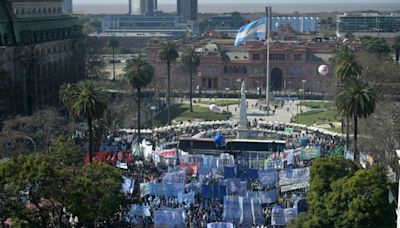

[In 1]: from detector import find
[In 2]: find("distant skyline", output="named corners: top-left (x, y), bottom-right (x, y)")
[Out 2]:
top-left (76, 0), bottom-right (400, 4)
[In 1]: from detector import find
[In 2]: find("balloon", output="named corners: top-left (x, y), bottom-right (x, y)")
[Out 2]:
top-left (214, 133), bottom-right (226, 147)
top-left (318, 65), bottom-right (329, 76)
top-left (209, 104), bottom-right (222, 113)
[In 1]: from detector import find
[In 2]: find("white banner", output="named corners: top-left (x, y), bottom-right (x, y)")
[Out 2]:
top-left (280, 181), bottom-right (310, 192)
top-left (279, 167), bottom-right (310, 186)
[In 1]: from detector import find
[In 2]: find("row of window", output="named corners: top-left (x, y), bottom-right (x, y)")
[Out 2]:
top-left (252, 53), bottom-right (303, 61)
top-left (14, 7), bottom-right (62, 15)
top-left (223, 65), bottom-right (247, 74)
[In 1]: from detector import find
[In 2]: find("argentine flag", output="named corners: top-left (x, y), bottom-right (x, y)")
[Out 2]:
top-left (234, 17), bottom-right (266, 46)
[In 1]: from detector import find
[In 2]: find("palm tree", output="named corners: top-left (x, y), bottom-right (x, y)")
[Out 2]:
top-left (159, 40), bottom-right (179, 125)
top-left (125, 58), bottom-right (154, 144)
top-left (331, 44), bottom-right (363, 147)
top-left (109, 37), bottom-right (120, 81)
top-left (336, 77), bottom-right (377, 162)
top-left (181, 47), bottom-right (200, 112)
top-left (70, 80), bottom-right (107, 163)
top-left (59, 83), bottom-right (77, 136)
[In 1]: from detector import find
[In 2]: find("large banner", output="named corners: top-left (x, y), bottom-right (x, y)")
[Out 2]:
top-left (177, 191), bottom-right (195, 205)
top-left (280, 182), bottom-right (310, 192)
top-left (279, 167), bottom-right (310, 186)
top-left (162, 170), bottom-right (186, 183)
top-left (222, 196), bottom-right (243, 224)
top-left (258, 189), bottom-right (278, 204)
top-left (149, 183), bottom-right (184, 197)
top-left (207, 222), bottom-right (234, 228)
top-left (179, 162), bottom-right (198, 175)
top-left (219, 153), bottom-right (235, 167)
top-left (271, 206), bottom-right (285, 226)
top-left (154, 208), bottom-right (186, 228)
top-left (258, 170), bottom-right (278, 187)
top-left (300, 146), bottom-right (321, 160)
top-left (127, 204), bottom-right (151, 217)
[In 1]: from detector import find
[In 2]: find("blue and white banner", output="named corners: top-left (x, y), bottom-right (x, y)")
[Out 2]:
top-left (284, 208), bottom-right (298, 224)
top-left (234, 17), bottom-right (266, 46)
top-left (258, 170), bottom-right (278, 187)
top-left (271, 206), bottom-right (286, 226)
top-left (140, 183), bottom-right (151, 198)
top-left (121, 176), bottom-right (135, 194)
top-left (154, 208), bottom-right (186, 228)
top-left (207, 222), bottom-right (234, 228)
top-left (127, 204), bottom-right (151, 217)
top-left (279, 167), bottom-right (310, 186)
top-left (264, 159), bottom-right (283, 170)
top-left (149, 183), bottom-right (184, 197)
top-left (258, 189), bottom-right (278, 204)
top-left (162, 170), bottom-right (186, 184)
top-left (177, 191), bottom-right (195, 205)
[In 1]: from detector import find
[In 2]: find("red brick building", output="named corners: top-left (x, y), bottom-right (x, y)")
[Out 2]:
top-left (146, 38), bottom-right (337, 94)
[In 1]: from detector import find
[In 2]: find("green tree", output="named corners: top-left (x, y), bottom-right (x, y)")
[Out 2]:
top-left (331, 44), bottom-right (363, 147)
top-left (159, 40), bottom-right (179, 125)
top-left (125, 58), bottom-right (154, 143)
top-left (288, 158), bottom-right (395, 228)
top-left (181, 47), bottom-right (200, 112)
top-left (109, 37), bottom-right (120, 81)
top-left (60, 83), bottom-right (77, 137)
top-left (360, 36), bottom-right (391, 56)
top-left (336, 77), bottom-right (377, 161)
top-left (70, 80), bottom-right (107, 163)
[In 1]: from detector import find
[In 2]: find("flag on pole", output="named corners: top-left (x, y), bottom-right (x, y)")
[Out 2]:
top-left (234, 17), bottom-right (266, 46)
top-left (388, 189), bottom-right (395, 204)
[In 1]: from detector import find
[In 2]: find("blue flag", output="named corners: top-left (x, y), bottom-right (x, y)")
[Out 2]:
top-left (234, 17), bottom-right (266, 46)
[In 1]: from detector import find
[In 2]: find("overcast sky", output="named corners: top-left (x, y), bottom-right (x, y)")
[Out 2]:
top-left (77, 0), bottom-right (400, 4)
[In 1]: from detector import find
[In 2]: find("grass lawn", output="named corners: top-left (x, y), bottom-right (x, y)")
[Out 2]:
top-left (198, 99), bottom-right (240, 107)
top-left (153, 104), bottom-right (231, 125)
top-left (296, 109), bottom-right (340, 125)
top-left (298, 101), bottom-right (331, 109)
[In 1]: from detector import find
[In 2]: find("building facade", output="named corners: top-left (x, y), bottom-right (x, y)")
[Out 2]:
top-left (0, 0), bottom-right (84, 119)
top-left (140, 0), bottom-right (157, 15)
top-left (337, 12), bottom-right (400, 38)
top-left (177, 0), bottom-right (197, 21)
top-left (146, 38), bottom-right (336, 95)
top-left (63, 0), bottom-right (72, 13)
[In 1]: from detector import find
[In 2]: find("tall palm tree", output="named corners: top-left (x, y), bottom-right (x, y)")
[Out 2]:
top-left (59, 83), bottom-right (77, 136)
top-left (159, 40), bottom-right (179, 125)
top-left (181, 47), bottom-right (200, 113)
top-left (331, 44), bottom-right (363, 147)
top-left (70, 80), bottom-right (107, 163)
top-left (336, 77), bottom-right (377, 162)
top-left (109, 37), bottom-right (120, 81)
top-left (125, 58), bottom-right (154, 144)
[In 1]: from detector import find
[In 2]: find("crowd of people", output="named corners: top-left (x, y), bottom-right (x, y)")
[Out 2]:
top-left (99, 121), bottom-right (346, 228)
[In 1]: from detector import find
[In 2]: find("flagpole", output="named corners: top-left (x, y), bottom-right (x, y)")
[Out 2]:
top-left (265, 6), bottom-right (271, 115)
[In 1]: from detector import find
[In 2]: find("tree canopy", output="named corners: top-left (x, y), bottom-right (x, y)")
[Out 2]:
top-left (288, 157), bottom-right (395, 228)
top-left (360, 36), bottom-right (391, 56)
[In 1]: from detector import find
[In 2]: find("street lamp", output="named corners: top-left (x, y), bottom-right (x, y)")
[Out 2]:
top-left (69, 215), bottom-right (78, 228)
top-left (225, 88), bottom-right (230, 112)
top-left (150, 106), bottom-right (156, 128)
top-left (302, 80), bottom-right (306, 102)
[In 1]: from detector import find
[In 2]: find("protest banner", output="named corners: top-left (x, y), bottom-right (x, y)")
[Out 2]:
top-left (140, 183), bottom-right (151, 198)
top-left (116, 161), bottom-right (128, 169)
top-left (222, 196), bottom-right (243, 224)
top-left (279, 167), bottom-right (310, 186)
top-left (121, 176), bottom-right (134, 194)
top-left (258, 189), bottom-right (278, 204)
top-left (284, 208), bottom-right (298, 223)
top-left (177, 191), bottom-right (195, 205)
top-left (127, 204), bottom-right (151, 217)
top-left (264, 159), bottom-right (283, 170)
top-left (207, 222), bottom-right (234, 228)
top-left (300, 146), bottom-right (321, 160)
top-left (271, 206), bottom-right (286, 226)
top-left (258, 170), bottom-right (278, 187)
top-left (280, 181), bottom-right (310, 192)
top-left (219, 153), bottom-right (235, 167)
top-left (345, 151), bottom-right (354, 161)
top-left (162, 170), bottom-right (186, 183)
top-left (154, 208), bottom-right (185, 228)
top-left (283, 149), bottom-right (295, 165)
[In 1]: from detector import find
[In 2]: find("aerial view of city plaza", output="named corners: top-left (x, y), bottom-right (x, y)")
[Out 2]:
top-left (0, 0), bottom-right (399, 227)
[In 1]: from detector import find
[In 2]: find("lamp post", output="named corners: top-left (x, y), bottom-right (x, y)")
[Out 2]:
top-left (150, 106), bottom-right (156, 128)
top-left (236, 79), bottom-right (242, 108)
top-left (302, 80), bottom-right (306, 102)
top-left (396, 149), bottom-right (400, 228)
top-left (297, 89), bottom-right (303, 123)
top-left (225, 88), bottom-right (230, 112)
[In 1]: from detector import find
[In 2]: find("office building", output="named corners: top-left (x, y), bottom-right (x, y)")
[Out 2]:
top-left (337, 12), bottom-right (400, 38)
top-left (63, 0), bottom-right (72, 13)
top-left (0, 0), bottom-right (84, 119)
top-left (140, 0), bottom-right (157, 15)
top-left (177, 0), bottom-right (197, 21)
top-left (208, 12), bottom-right (247, 36)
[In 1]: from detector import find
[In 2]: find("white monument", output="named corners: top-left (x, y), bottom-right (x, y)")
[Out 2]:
top-left (237, 80), bottom-right (249, 139)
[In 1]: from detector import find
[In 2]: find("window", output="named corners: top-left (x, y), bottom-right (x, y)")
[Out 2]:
top-left (254, 66), bottom-right (259, 75)
top-left (270, 53), bottom-right (285, 60)
top-left (243, 66), bottom-right (247, 74)
top-left (253, 53), bottom-right (260, 60)
top-left (294, 54), bottom-right (302, 61)
top-left (223, 79), bottom-right (229, 88)
top-left (223, 66), bottom-right (228, 74)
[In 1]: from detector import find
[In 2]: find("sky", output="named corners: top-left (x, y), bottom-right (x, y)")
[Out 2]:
top-left (77, 0), bottom-right (400, 4)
